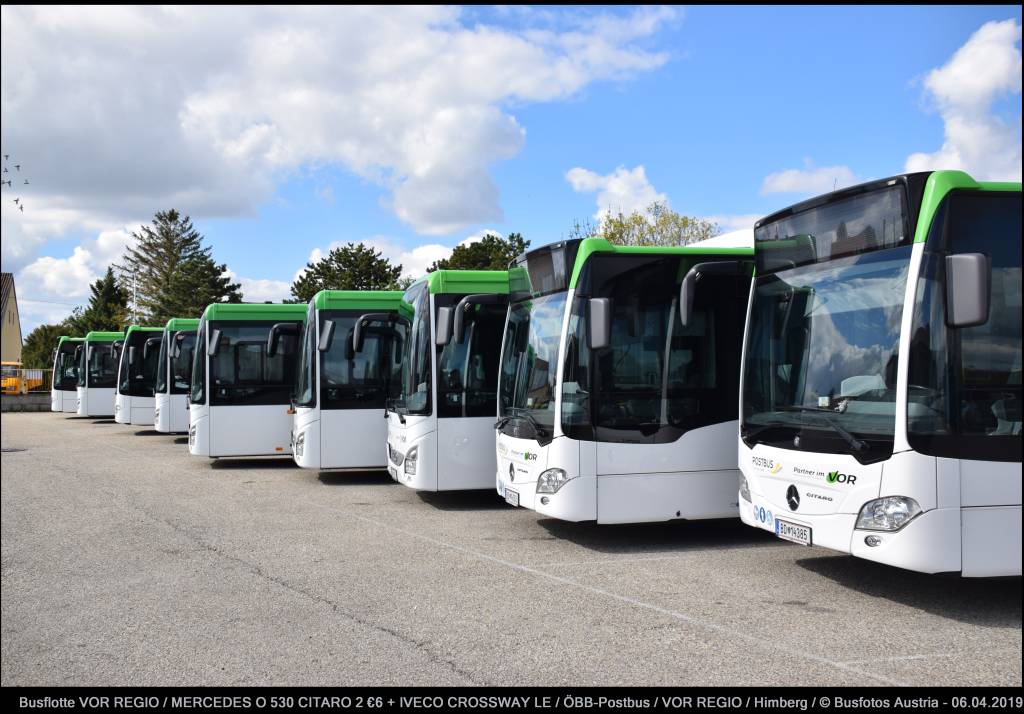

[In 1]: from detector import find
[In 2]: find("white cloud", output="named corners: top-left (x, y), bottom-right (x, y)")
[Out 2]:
top-left (0, 5), bottom-right (678, 270)
top-left (459, 228), bottom-right (502, 247)
top-left (760, 163), bottom-right (858, 195)
top-left (566, 165), bottom-right (668, 223)
top-left (222, 269), bottom-right (292, 304)
top-left (905, 19), bottom-right (1022, 181)
top-left (704, 214), bottom-right (762, 233)
top-left (14, 226), bottom-right (136, 334)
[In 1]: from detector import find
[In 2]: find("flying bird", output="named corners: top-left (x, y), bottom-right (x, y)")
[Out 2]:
top-left (19, 204), bottom-right (24, 212)
top-left (2, 154), bottom-right (7, 160)
top-left (23, 179), bottom-right (29, 185)
top-left (1, 180), bottom-right (9, 187)
top-left (13, 198), bottom-right (19, 205)
top-left (14, 164), bottom-right (20, 171)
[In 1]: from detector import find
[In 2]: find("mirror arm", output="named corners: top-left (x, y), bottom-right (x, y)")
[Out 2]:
top-left (452, 293), bottom-right (509, 344)
top-left (678, 259), bottom-right (754, 327)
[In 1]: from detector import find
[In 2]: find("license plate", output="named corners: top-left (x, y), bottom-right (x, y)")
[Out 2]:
top-left (775, 518), bottom-right (812, 546)
top-left (504, 488), bottom-right (520, 507)
top-left (387, 466), bottom-right (398, 480)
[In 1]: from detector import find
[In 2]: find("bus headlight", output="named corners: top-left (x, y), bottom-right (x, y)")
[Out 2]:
top-left (855, 496), bottom-right (921, 532)
top-left (739, 475), bottom-right (751, 502)
top-left (536, 468), bottom-right (571, 494)
top-left (294, 431), bottom-right (305, 458)
top-left (189, 425), bottom-right (196, 446)
top-left (404, 446), bottom-right (418, 475)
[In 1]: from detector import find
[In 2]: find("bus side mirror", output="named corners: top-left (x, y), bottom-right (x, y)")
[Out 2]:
top-left (945, 253), bottom-right (991, 328)
top-left (588, 298), bottom-right (611, 350)
top-left (452, 294), bottom-right (509, 344)
top-left (318, 320), bottom-right (335, 353)
top-left (207, 328), bottom-right (222, 357)
top-left (679, 260), bottom-right (754, 327)
top-left (267, 322), bottom-right (300, 357)
top-left (435, 307), bottom-right (453, 346)
top-left (144, 337), bottom-right (160, 359)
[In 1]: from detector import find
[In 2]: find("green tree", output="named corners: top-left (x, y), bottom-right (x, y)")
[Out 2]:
top-left (428, 232), bottom-right (529, 272)
top-left (289, 243), bottom-right (404, 303)
top-left (21, 324), bottom-right (64, 369)
top-left (117, 209), bottom-right (241, 324)
top-left (600, 202), bottom-right (719, 246)
top-left (65, 267), bottom-right (130, 334)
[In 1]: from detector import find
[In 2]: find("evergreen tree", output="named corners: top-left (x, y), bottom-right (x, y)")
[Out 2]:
top-left (428, 232), bottom-right (529, 272)
top-left (290, 243), bottom-right (404, 303)
top-left (21, 324), bottom-right (65, 369)
top-left (66, 267), bottom-right (130, 333)
top-left (117, 209), bottom-right (241, 323)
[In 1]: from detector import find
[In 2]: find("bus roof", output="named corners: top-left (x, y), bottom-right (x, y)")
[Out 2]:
top-left (164, 317), bottom-right (200, 332)
top-left (569, 237), bottom-right (753, 289)
top-left (200, 303), bottom-right (307, 322)
top-left (84, 331), bottom-right (124, 342)
top-left (124, 325), bottom-right (165, 338)
top-left (56, 336), bottom-right (85, 347)
top-left (412, 270), bottom-right (510, 295)
top-left (313, 290), bottom-right (405, 312)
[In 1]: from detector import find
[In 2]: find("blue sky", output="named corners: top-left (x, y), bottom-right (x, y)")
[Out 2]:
top-left (2, 5), bottom-right (1021, 333)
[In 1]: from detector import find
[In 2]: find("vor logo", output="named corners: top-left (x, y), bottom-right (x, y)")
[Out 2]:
top-left (826, 470), bottom-right (857, 485)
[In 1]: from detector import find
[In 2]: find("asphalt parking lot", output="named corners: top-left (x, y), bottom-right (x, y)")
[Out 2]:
top-left (1, 412), bottom-right (1020, 687)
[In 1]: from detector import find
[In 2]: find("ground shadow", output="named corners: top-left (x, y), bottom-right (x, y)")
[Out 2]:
top-left (173, 436), bottom-right (189, 445)
top-left (417, 489), bottom-right (510, 511)
top-left (133, 429), bottom-right (164, 436)
top-left (317, 471), bottom-right (393, 486)
top-left (537, 516), bottom-right (776, 555)
top-left (210, 457), bottom-right (298, 470)
top-left (797, 554), bottom-right (1022, 628)
top-left (91, 419), bottom-right (117, 425)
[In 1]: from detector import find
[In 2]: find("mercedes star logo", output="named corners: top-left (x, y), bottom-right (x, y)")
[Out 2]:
top-left (786, 485), bottom-right (800, 511)
top-left (509, 463), bottom-right (516, 483)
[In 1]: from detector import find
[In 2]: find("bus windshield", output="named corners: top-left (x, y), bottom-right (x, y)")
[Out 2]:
top-left (81, 342), bottom-right (118, 389)
top-left (208, 322), bottom-right (300, 406)
top-left (396, 283), bottom-right (431, 416)
top-left (55, 345), bottom-right (79, 390)
top-left (499, 292), bottom-right (567, 434)
top-left (316, 310), bottom-right (404, 410)
top-left (742, 245), bottom-right (912, 461)
top-left (119, 332), bottom-right (161, 397)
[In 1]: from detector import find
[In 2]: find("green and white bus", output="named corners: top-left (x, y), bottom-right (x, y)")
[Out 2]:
top-left (76, 330), bottom-right (124, 417)
top-left (51, 336), bottom-right (84, 413)
top-left (154, 318), bottom-right (200, 434)
top-left (380, 270), bottom-right (510, 490)
top-left (739, 170), bottom-right (1021, 576)
top-left (114, 325), bottom-right (165, 426)
top-left (189, 303), bottom-right (306, 458)
top-left (292, 290), bottom-right (405, 470)
top-left (495, 238), bottom-right (754, 522)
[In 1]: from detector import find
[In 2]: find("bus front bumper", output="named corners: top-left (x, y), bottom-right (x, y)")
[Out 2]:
top-left (740, 491), bottom-right (962, 575)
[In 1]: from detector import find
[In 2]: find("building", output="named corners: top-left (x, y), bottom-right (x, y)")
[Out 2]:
top-left (1, 272), bottom-right (23, 363)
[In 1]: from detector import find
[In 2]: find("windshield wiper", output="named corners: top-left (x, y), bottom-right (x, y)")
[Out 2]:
top-left (495, 408), bottom-right (550, 441)
top-left (777, 406), bottom-right (870, 453)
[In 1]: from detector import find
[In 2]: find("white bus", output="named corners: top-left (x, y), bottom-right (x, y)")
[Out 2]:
top-left (381, 270), bottom-right (509, 490)
top-left (739, 170), bottom-right (1021, 576)
top-left (292, 290), bottom-right (405, 471)
top-left (114, 325), bottom-right (164, 426)
top-left (495, 239), bottom-right (754, 523)
top-left (51, 336), bottom-right (83, 413)
top-left (76, 330), bottom-right (124, 417)
top-left (154, 318), bottom-right (199, 434)
top-left (188, 303), bottom-right (306, 459)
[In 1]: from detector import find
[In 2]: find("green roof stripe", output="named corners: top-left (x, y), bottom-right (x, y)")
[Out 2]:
top-left (84, 330), bottom-right (124, 343)
top-left (569, 237), bottom-right (753, 289)
top-left (414, 269), bottom-right (510, 295)
top-left (201, 302), bottom-right (307, 322)
top-left (164, 317), bottom-right (200, 332)
top-left (56, 336), bottom-right (85, 347)
top-left (313, 290), bottom-right (405, 311)
top-left (124, 325), bottom-right (165, 338)
top-left (915, 170), bottom-right (1022, 244)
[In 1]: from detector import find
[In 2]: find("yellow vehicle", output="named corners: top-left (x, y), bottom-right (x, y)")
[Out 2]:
top-left (1, 361), bottom-right (45, 394)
